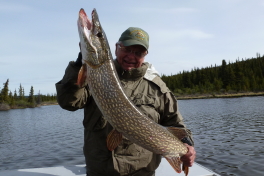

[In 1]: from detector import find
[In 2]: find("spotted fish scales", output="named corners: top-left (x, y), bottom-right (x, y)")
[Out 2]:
top-left (77, 8), bottom-right (189, 175)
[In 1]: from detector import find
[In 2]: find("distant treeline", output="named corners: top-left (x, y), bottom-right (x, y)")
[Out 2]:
top-left (161, 53), bottom-right (264, 95)
top-left (0, 80), bottom-right (57, 110)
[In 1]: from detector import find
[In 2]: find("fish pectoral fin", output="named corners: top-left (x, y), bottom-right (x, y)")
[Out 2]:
top-left (76, 64), bottom-right (87, 87)
top-left (182, 164), bottom-right (189, 176)
top-left (166, 127), bottom-right (188, 140)
top-left (165, 157), bottom-right (182, 174)
top-left (106, 129), bottom-right (122, 151)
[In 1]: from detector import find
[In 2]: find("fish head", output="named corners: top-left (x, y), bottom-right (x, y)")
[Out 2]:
top-left (77, 8), bottom-right (111, 68)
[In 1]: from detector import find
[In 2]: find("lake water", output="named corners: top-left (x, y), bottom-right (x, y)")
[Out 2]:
top-left (0, 96), bottom-right (264, 176)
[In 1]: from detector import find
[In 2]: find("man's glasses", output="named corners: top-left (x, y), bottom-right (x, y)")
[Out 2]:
top-left (118, 45), bottom-right (148, 58)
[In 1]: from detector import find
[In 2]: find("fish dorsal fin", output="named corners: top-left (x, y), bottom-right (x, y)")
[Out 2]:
top-left (106, 129), bottom-right (122, 151)
top-left (165, 157), bottom-right (182, 173)
top-left (166, 127), bottom-right (188, 140)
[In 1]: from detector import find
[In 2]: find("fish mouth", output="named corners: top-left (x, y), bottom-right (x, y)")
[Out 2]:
top-left (78, 8), bottom-right (99, 65)
top-left (78, 8), bottom-right (109, 69)
top-left (79, 8), bottom-right (92, 30)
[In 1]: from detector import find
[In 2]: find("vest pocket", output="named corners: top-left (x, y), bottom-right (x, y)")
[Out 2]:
top-left (131, 93), bottom-right (160, 123)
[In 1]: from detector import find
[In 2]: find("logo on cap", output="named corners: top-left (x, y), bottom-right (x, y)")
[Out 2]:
top-left (130, 30), bottom-right (145, 40)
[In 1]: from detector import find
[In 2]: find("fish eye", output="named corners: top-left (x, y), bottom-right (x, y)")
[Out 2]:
top-left (97, 32), bottom-right (103, 38)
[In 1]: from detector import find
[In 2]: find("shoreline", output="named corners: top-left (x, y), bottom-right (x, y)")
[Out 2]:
top-left (176, 91), bottom-right (264, 100)
top-left (0, 102), bottom-right (58, 111)
top-left (1, 92), bottom-right (264, 110)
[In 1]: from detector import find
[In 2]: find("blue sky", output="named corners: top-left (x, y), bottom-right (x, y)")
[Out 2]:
top-left (1, 0), bottom-right (264, 95)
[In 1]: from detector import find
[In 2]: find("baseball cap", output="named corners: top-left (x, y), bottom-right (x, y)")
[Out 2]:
top-left (118, 27), bottom-right (149, 50)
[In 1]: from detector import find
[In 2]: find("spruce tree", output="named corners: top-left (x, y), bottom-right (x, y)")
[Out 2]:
top-left (36, 90), bottom-right (42, 104)
top-left (9, 91), bottom-right (15, 107)
top-left (22, 88), bottom-right (25, 100)
top-left (1, 79), bottom-right (9, 103)
top-left (28, 86), bottom-right (35, 107)
top-left (221, 60), bottom-right (229, 89)
top-left (14, 89), bottom-right (18, 100)
top-left (18, 84), bottom-right (23, 100)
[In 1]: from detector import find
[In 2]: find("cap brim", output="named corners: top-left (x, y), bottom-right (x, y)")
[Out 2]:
top-left (121, 40), bottom-right (148, 50)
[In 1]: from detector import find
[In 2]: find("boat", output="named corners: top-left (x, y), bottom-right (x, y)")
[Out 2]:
top-left (0, 158), bottom-right (220, 176)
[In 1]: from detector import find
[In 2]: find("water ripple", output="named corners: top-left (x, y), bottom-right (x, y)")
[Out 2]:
top-left (179, 96), bottom-right (264, 176)
top-left (0, 105), bottom-right (84, 171)
top-left (1, 97), bottom-right (264, 176)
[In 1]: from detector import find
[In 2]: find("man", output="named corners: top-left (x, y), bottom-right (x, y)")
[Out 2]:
top-left (56, 27), bottom-right (196, 176)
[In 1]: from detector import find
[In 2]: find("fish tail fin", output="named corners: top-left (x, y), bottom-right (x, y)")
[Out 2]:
top-left (165, 157), bottom-right (182, 174)
top-left (182, 164), bottom-right (189, 176)
top-left (76, 64), bottom-right (87, 87)
top-left (106, 129), bottom-right (122, 151)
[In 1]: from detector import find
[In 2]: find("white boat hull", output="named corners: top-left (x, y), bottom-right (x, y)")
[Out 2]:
top-left (0, 159), bottom-right (220, 176)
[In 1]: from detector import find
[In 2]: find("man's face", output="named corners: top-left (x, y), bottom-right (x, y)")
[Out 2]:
top-left (115, 43), bottom-right (147, 71)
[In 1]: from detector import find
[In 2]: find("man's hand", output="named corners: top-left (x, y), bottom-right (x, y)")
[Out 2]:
top-left (181, 144), bottom-right (196, 167)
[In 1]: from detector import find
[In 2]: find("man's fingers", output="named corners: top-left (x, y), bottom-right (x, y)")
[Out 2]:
top-left (181, 145), bottom-right (196, 167)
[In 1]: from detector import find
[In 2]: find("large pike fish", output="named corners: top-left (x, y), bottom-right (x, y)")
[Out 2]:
top-left (77, 8), bottom-right (189, 175)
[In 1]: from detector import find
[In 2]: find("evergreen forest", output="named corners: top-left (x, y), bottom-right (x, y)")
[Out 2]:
top-left (0, 80), bottom-right (57, 110)
top-left (1, 54), bottom-right (263, 109)
top-left (161, 53), bottom-right (264, 96)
